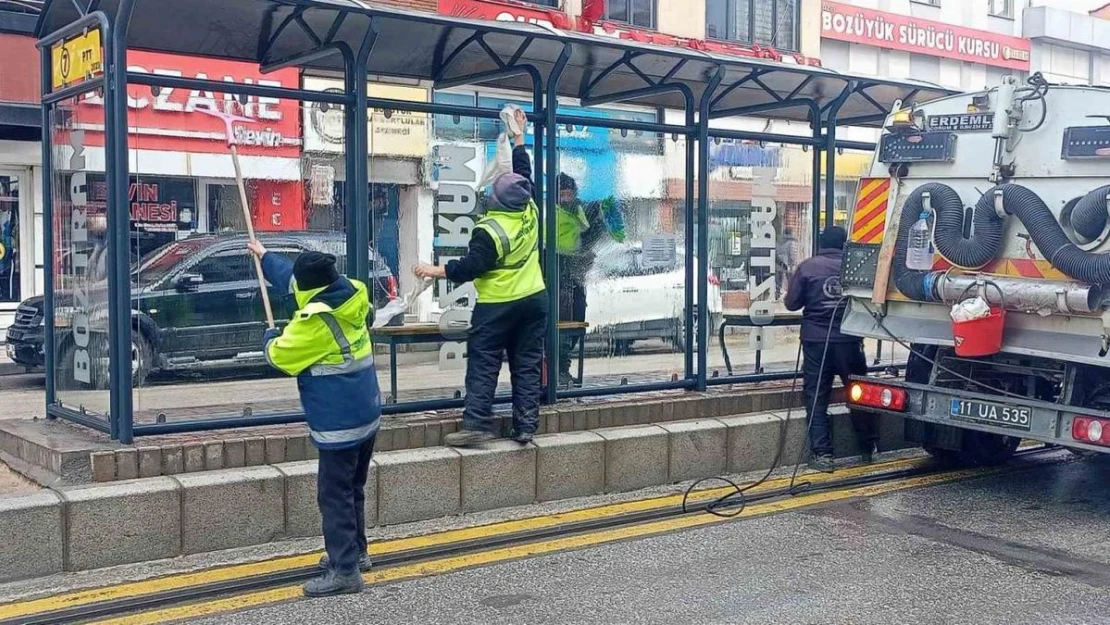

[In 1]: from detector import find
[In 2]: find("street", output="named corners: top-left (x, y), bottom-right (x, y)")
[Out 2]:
top-left (171, 452), bottom-right (1110, 625)
top-left (3, 449), bottom-right (1105, 625)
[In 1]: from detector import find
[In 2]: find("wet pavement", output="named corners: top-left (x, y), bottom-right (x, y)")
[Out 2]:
top-left (178, 452), bottom-right (1110, 625)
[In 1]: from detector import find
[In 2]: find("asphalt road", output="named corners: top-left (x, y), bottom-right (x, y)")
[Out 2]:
top-left (179, 452), bottom-right (1110, 625)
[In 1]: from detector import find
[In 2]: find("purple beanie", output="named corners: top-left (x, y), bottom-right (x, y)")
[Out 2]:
top-left (490, 173), bottom-right (532, 211)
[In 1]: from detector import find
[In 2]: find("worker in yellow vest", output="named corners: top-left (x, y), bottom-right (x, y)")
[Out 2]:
top-left (553, 174), bottom-right (626, 388)
top-left (415, 110), bottom-right (547, 447)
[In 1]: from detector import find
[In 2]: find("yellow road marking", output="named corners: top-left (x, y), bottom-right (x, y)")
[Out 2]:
top-left (0, 457), bottom-right (928, 622)
top-left (89, 464), bottom-right (999, 625)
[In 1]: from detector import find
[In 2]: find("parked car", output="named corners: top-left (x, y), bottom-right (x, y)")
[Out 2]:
top-left (584, 242), bottom-right (722, 354)
top-left (6, 231), bottom-right (397, 387)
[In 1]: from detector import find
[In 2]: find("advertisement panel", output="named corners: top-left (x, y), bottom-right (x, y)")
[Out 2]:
top-left (302, 77), bottom-right (430, 157)
top-left (821, 1), bottom-right (1031, 71)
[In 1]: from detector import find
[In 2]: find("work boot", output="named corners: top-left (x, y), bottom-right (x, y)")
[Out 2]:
top-left (318, 552), bottom-right (373, 573)
top-left (807, 454), bottom-right (835, 474)
top-left (444, 429), bottom-right (496, 448)
top-left (302, 569), bottom-right (364, 598)
top-left (860, 442), bottom-right (877, 465)
top-left (509, 429), bottom-right (534, 444)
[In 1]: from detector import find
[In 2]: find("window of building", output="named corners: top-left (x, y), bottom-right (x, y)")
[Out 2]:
top-left (911, 0), bottom-right (940, 6)
top-left (989, 0), bottom-right (1013, 18)
top-left (525, 0), bottom-right (560, 6)
top-left (705, 0), bottom-right (798, 51)
top-left (606, 0), bottom-right (655, 29)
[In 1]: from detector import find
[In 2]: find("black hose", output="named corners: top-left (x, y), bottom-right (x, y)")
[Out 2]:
top-left (937, 183), bottom-right (1004, 268)
top-left (892, 184), bottom-right (952, 301)
top-left (1070, 185), bottom-right (1110, 242)
top-left (995, 183), bottom-right (1110, 285)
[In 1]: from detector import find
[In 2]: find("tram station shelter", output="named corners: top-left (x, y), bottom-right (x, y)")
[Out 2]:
top-left (34, 0), bottom-right (954, 443)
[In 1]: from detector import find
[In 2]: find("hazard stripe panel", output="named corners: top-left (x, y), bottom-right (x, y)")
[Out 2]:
top-left (850, 178), bottom-right (891, 244)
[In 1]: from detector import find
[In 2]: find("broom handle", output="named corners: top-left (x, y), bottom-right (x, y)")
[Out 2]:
top-left (231, 144), bottom-right (275, 330)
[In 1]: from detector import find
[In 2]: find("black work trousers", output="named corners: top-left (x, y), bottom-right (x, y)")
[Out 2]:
top-left (464, 292), bottom-right (548, 436)
top-left (317, 436), bottom-right (376, 575)
top-left (558, 282), bottom-right (587, 375)
top-left (802, 340), bottom-right (877, 457)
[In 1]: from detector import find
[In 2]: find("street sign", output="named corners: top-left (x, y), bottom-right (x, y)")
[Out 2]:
top-left (51, 28), bottom-right (104, 91)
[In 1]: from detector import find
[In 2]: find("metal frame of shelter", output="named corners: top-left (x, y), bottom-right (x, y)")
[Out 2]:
top-left (35, 0), bottom-right (955, 443)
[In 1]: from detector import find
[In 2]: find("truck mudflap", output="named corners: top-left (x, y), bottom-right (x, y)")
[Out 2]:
top-left (847, 376), bottom-right (1110, 455)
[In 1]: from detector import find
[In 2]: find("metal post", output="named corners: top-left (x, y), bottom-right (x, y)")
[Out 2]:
top-left (811, 117), bottom-right (823, 256)
top-left (40, 45), bottom-right (55, 411)
top-left (109, 0), bottom-right (137, 443)
top-left (347, 23), bottom-right (376, 284)
top-left (544, 45), bottom-right (571, 405)
top-left (684, 104), bottom-right (695, 380)
top-left (824, 85), bottom-right (854, 229)
top-left (696, 67), bottom-right (725, 392)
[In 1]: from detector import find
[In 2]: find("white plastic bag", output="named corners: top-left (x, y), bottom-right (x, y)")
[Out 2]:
top-left (476, 104), bottom-right (525, 189)
top-left (950, 296), bottom-right (991, 323)
top-left (372, 278), bottom-right (432, 328)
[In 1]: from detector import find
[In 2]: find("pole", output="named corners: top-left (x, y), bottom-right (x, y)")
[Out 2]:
top-left (230, 144), bottom-right (275, 329)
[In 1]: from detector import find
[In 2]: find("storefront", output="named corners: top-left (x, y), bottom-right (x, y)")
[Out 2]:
top-left (72, 51), bottom-right (303, 260)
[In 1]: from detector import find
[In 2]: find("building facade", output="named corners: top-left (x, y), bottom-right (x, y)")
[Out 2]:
top-left (1024, 3), bottom-right (1110, 87)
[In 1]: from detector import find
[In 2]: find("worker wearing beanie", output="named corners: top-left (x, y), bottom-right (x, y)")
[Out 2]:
top-left (248, 241), bottom-right (381, 597)
top-left (553, 171), bottom-right (626, 388)
top-left (415, 109), bottom-right (547, 447)
top-left (784, 226), bottom-right (877, 473)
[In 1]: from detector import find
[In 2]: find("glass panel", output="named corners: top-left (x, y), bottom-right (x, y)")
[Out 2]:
top-left (752, 0), bottom-right (774, 46)
top-left (776, 0), bottom-right (798, 51)
top-left (50, 89), bottom-right (111, 417)
top-left (0, 174), bottom-right (20, 303)
top-left (705, 0), bottom-right (729, 40)
top-left (124, 54), bottom-right (331, 425)
top-left (631, 0), bottom-right (653, 28)
top-left (607, 0), bottom-right (629, 24)
top-left (557, 120), bottom-right (682, 391)
top-left (704, 140), bottom-right (812, 378)
top-left (732, 0), bottom-right (751, 43)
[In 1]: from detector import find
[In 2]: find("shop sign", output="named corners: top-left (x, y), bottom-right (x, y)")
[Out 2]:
top-left (821, 2), bottom-right (1030, 71)
top-left (437, 0), bottom-right (815, 64)
top-left (302, 77), bottom-right (429, 157)
top-left (80, 52), bottom-right (300, 157)
top-left (87, 175), bottom-right (198, 233)
top-left (709, 140), bottom-right (781, 171)
top-left (51, 28), bottom-right (103, 91)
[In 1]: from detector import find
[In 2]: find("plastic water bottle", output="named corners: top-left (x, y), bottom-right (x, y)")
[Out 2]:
top-left (906, 212), bottom-right (934, 271)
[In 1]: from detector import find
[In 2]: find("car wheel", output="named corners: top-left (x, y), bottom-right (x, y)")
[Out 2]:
top-left (959, 431), bottom-right (1020, 466)
top-left (131, 333), bottom-right (153, 388)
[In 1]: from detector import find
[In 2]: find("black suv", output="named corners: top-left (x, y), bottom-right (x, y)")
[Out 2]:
top-left (6, 232), bottom-right (397, 386)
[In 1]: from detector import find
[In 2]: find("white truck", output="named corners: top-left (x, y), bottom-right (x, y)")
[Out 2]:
top-left (840, 74), bottom-right (1110, 464)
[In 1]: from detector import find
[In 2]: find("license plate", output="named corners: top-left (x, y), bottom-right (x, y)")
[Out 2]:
top-left (949, 398), bottom-right (1032, 431)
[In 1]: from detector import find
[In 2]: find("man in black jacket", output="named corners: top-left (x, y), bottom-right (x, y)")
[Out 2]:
top-left (784, 226), bottom-right (877, 473)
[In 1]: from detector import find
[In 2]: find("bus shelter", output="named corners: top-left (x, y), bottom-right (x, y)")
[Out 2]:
top-left (35, 0), bottom-right (954, 443)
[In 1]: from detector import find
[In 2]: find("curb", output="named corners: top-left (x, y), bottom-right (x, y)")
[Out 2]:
top-left (0, 408), bottom-right (906, 583)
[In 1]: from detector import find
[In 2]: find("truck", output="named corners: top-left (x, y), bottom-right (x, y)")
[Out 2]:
top-left (840, 74), bottom-right (1110, 464)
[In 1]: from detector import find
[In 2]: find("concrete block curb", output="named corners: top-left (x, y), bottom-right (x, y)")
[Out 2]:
top-left (660, 419), bottom-right (727, 483)
top-left (175, 467), bottom-right (285, 555)
top-left (276, 461), bottom-right (321, 539)
top-left (458, 441), bottom-right (536, 513)
top-left (60, 477), bottom-right (180, 571)
top-left (597, 425), bottom-right (669, 493)
top-left (533, 432), bottom-right (605, 502)
top-left (376, 447), bottom-right (460, 525)
top-left (720, 412), bottom-right (806, 474)
top-left (0, 491), bottom-right (63, 583)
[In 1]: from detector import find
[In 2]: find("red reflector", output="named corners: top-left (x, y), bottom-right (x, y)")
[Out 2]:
top-left (387, 276), bottom-right (398, 299)
top-left (1072, 416), bottom-right (1110, 447)
top-left (847, 382), bottom-right (906, 411)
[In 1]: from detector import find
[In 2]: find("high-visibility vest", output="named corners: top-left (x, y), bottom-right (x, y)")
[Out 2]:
top-left (473, 201), bottom-right (546, 303)
top-left (555, 203), bottom-right (591, 255)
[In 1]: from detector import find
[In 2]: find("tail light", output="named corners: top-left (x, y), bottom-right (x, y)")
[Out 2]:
top-left (848, 381), bottom-right (907, 411)
top-left (1072, 416), bottom-right (1110, 447)
top-left (386, 276), bottom-right (399, 300)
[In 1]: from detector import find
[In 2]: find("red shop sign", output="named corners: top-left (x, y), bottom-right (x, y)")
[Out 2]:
top-left (821, 1), bottom-right (1030, 71)
top-left (80, 51), bottom-right (301, 158)
top-left (438, 0), bottom-right (573, 29)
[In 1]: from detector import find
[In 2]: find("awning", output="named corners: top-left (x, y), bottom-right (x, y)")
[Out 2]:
top-left (36, 0), bottom-right (956, 127)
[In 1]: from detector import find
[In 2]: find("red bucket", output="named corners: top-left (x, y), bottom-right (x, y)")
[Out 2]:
top-left (952, 306), bottom-right (1006, 357)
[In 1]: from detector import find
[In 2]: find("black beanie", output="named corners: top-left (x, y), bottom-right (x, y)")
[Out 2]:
top-left (558, 172), bottom-right (578, 192)
top-left (293, 251), bottom-right (340, 291)
top-left (819, 226), bottom-right (848, 250)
